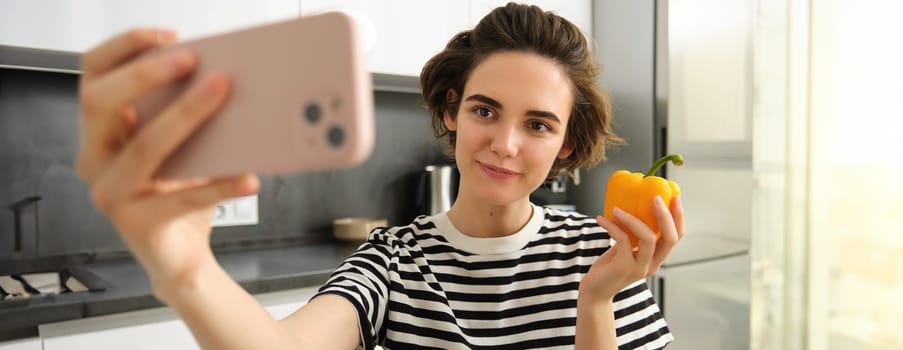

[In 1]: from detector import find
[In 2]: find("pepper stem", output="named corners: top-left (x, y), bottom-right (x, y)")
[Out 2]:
top-left (645, 154), bottom-right (684, 177)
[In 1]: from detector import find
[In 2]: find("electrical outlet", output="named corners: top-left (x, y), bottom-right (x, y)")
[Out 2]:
top-left (211, 195), bottom-right (258, 227)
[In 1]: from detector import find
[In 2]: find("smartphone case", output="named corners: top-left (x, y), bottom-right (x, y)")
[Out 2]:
top-left (133, 12), bottom-right (374, 179)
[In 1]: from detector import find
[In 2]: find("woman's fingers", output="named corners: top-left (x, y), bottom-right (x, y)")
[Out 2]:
top-left (670, 196), bottom-right (685, 240)
top-left (596, 215), bottom-right (651, 280)
top-left (590, 198), bottom-right (685, 293)
top-left (79, 50), bottom-right (198, 184)
top-left (108, 174), bottom-right (258, 235)
top-left (77, 28), bottom-right (184, 184)
top-left (144, 174), bottom-right (258, 221)
top-left (111, 73), bottom-right (230, 192)
top-left (650, 196), bottom-right (679, 272)
top-left (84, 49), bottom-right (197, 119)
top-left (82, 28), bottom-right (178, 79)
top-left (596, 216), bottom-right (631, 253)
top-left (611, 207), bottom-right (657, 266)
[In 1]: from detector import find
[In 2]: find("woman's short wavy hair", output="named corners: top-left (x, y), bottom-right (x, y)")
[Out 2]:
top-left (420, 2), bottom-right (624, 179)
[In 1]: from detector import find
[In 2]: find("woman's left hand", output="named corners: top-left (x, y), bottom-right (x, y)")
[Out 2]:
top-left (580, 195), bottom-right (685, 301)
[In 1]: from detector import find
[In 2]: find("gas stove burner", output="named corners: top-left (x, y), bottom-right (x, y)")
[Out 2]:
top-left (0, 272), bottom-right (90, 301)
top-left (0, 253), bottom-right (108, 303)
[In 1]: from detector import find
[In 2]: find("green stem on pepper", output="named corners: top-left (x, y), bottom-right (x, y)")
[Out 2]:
top-left (645, 154), bottom-right (684, 177)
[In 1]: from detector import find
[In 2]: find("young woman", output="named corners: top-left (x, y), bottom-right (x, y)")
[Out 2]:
top-left (77, 3), bottom-right (683, 349)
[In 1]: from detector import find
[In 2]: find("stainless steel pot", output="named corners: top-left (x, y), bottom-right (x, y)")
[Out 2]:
top-left (416, 164), bottom-right (458, 215)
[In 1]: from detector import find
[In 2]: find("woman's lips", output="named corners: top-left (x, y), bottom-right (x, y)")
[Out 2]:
top-left (477, 161), bottom-right (519, 180)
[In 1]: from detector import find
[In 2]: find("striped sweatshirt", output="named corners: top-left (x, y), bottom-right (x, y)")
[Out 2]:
top-left (314, 204), bottom-right (673, 349)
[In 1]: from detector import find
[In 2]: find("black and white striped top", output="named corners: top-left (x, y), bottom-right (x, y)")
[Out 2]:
top-left (314, 204), bottom-right (673, 349)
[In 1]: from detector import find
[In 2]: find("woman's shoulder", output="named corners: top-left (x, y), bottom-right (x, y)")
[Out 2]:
top-left (364, 214), bottom-right (445, 247)
top-left (538, 205), bottom-right (599, 226)
top-left (536, 205), bottom-right (607, 238)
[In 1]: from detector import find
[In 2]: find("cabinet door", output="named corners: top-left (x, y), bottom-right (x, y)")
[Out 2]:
top-left (0, 337), bottom-right (42, 350)
top-left (301, 0), bottom-right (470, 76)
top-left (661, 254), bottom-right (750, 350)
top-left (0, 0), bottom-right (299, 52)
top-left (40, 287), bottom-right (318, 350)
top-left (41, 308), bottom-right (198, 350)
top-left (665, 0), bottom-right (754, 244)
top-left (666, 0), bottom-right (753, 149)
top-left (468, 0), bottom-right (592, 36)
top-left (259, 286), bottom-right (318, 319)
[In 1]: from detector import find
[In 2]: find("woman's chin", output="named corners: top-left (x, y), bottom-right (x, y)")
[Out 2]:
top-left (470, 186), bottom-right (529, 207)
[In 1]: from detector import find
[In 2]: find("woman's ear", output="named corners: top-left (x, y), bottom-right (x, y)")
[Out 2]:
top-left (444, 111), bottom-right (457, 131)
top-left (443, 88), bottom-right (458, 131)
top-left (558, 142), bottom-right (574, 159)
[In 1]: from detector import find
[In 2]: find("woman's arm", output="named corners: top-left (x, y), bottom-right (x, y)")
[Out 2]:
top-left (77, 28), bottom-right (360, 349)
top-left (158, 256), bottom-right (360, 349)
top-left (577, 196), bottom-right (684, 348)
top-left (575, 293), bottom-right (617, 350)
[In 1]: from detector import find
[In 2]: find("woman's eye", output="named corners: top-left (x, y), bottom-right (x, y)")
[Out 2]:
top-left (473, 106), bottom-right (494, 118)
top-left (529, 120), bottom-right (551, 132)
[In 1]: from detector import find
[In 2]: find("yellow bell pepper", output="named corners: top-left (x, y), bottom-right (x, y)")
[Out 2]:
top-left (603, 154), bottom-right (683, 248)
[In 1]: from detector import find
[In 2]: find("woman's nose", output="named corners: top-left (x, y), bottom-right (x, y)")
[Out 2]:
top-left (489, 124), bottom-right (520, 158)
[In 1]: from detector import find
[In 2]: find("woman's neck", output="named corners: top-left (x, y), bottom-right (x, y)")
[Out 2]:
top-left (446, 193), bottom-right (533, 238)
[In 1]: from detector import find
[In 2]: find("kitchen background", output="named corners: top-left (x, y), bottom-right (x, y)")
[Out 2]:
top-left (1, 0), bottom-right (901, 349)
top-left (0, 67), bottom-right (449, 256)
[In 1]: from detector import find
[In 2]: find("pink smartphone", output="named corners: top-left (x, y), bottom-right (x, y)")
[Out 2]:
top-left (133, 12), bottom-right (374, 179)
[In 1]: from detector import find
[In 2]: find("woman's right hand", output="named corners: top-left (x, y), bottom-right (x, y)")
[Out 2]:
top-left (76, 29), bottom-right (259, 296)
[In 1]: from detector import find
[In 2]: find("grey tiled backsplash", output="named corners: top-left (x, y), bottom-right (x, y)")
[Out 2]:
top-left (0, 68), bottom-right (445, 259)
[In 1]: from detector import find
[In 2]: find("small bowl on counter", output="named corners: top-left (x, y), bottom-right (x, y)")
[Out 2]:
top-left (332, 217), bottom-right (387, 242)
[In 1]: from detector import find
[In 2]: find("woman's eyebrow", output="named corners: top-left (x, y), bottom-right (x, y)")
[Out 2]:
top-left (464, 94), bottom-right (561, 123)
top-left (526, 110), bottom-right (561, 124)
top-left (465, 94), bottom-right (503, 109)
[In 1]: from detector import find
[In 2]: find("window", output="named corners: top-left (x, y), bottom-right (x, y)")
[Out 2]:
top-left (751, 0), bottom-right (903, 348)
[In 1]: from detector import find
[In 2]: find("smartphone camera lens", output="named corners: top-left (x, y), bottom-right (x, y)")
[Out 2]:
top-left (327, 125), bottom-right (345, 148)
top-left (304, 102), bottom-right (322, 124)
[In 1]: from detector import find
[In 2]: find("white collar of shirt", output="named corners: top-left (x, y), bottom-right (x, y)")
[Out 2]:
top-left (431, 203), bottom-right (544, 255)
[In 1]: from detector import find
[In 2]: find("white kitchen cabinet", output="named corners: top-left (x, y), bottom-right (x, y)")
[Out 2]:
top-left (665, 0), bottom-right (754, 244)
top-left (39, 286), bottom-right (318, 350)
top-left (299, 0), bottom-right (591, 77)
top-left (0, 337), bottom-right (41, 350)
top-left (300, 0), bottom-right (470, 77)
top-left (3, 0), bottom-right (590, 78)
top-left (0, 0), bottom-right (299, 53)
top-left (41, 309), bottom-right (196, 350)
top-left (659, 254), bottom-right (750, 350)
top-left (667, 0), bottom-right (753, 149)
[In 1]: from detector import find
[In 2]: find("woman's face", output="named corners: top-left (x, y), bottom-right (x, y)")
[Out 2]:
top-left (445, 51), bottom-right (574, 207)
